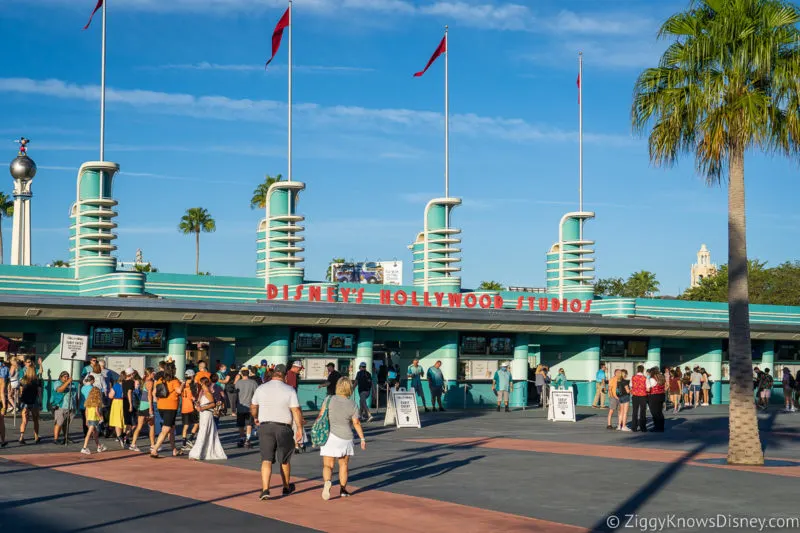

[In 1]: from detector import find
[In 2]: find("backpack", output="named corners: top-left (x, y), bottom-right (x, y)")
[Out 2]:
top-left (155, 379), bottom-right (170, 399)
top-left (310, 396), bottom-right (332, 448)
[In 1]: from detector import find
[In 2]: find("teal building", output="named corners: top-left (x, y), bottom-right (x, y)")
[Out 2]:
top-left (2, 159), bottom-right (800, 411)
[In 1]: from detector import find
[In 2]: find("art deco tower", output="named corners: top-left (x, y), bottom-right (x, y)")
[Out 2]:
top-left (9, 144), bottom-right (37, 266)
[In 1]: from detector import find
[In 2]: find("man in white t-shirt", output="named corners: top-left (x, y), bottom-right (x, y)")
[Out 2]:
top-left (250, 364), bottom-right (304, 500)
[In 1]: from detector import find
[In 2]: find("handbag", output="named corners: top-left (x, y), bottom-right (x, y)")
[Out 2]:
top-left (310, 397), bottom-right (332, 448)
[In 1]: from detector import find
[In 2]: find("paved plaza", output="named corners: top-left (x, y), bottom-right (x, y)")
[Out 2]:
top-left (2, 405), bottom-right (799, 532)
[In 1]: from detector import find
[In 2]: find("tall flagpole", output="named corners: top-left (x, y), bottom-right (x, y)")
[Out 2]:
top-left (578, 51), bottom-right (583, 213)
top-left (100, 0), bottom-right (107, 162)
top-left (444, 26), bottom-right (449, 199)
top-left (287, 0), bottom-right (293, 183)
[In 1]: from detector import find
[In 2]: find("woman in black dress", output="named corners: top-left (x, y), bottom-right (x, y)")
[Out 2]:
top-left (19, 358), bottom-right (42, 444)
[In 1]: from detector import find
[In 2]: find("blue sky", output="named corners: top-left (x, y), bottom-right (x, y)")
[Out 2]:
top-left (1, 0), bottom-right (798, 295)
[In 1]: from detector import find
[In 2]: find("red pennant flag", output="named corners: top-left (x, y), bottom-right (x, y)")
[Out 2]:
top-left (414, 36), bottom-right (447, 77)
top-left (577, 73), bottom-right (581, 104)
top-left (265, 6), bottom-right (291, 69)
top-left (83, 0), bottom-right (103, 30)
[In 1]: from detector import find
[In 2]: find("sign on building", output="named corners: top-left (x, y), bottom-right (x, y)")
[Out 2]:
top-left (547, 389), bottom-right (576, 422)
top-left (329, 261), bottom-right (403, 286)
top-left (59, 333), bottom-right (89, 362)
top-left (384, 389), bottom-right (421, 428)
top-left (105, 355), bottom-right (146, 378)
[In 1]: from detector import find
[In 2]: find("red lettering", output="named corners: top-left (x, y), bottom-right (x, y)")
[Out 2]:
top-left (570, 299), bottom-right (582, 312)
top-left (394, 290), bottom-right (408, 305)
top-left (340, 287), bottom-right (351, 303)
top-left (551, 298), bottom-right (560, 311)
top-left (447, 293), bottom-right (462, 308)
top-left (516, 296), bottom-right (524, 310)
top-left (309, 286), bottom-right (321, 302)
top-left (479, 294), bottom-right (492, 309)
top-left (356, 288), bottom-right (365, 304)
top-left (326, 286), bottom-right (336, 302)
top-left (435, 292), bottom-right (445, 307)
top-left (294, 285), bottom-right (304, 301)
top-left (494, 295), bottom-right (504, 309)
top-left (411, 291), bottom-right (420, 306)
top-left (423, 291), bottom-right (432, 306)
top-left (380, 290), bottom-right (392, 305)
top-left (282, 285), bottom-right (289, 300)
top-left (562, 299), bottom-right (568, 312)
top-left (527, 297), bottom-right (535, 310)
top-left (464, 294), bottom-right (477, 308)
top-left (267, 284), bottom-right (278, 299)
top-left (584, 299), bottom-right (593, 313)
top-left (538, 298), bottom-right (549, 311)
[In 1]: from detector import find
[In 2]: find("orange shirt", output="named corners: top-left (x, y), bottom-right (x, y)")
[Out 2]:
top-left (194, 371), bottom-right (211, 384)
top-left (156, 379), bottom-right (181, 411)
top-left (608, 376), bottom-right (619, 398)
top-left (181, 383), bottom-right (196, 414)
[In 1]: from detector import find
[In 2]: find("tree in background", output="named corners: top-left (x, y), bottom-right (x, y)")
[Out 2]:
top-left (326, 257), bottom-right (345, 282)
top-left (478, 281), bottom-right (504, 291)
top-left (594, 271), bottom-right (660, 298)
top-left (632, 0), bottom-right (800, 464)
top-left (134, 263), bottom-right (158, 273)
top-left (0, 192), bottom-right (13, 265)
top-left (178, 207), bottom-right (216, 275)
top-left (250, 174), bottom-right (284, 210)
top-left (51, 259), bottom-right (70, 267)
top-left (683, 260), bottom-right (800, 306)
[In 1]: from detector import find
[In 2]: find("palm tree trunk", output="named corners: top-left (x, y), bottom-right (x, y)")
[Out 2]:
top-left (726, 146), bottom-right (764, 466)
top-left (0, 223), bottom-right (4, 265)
top-left (195, 230), bottom-right (200, 275)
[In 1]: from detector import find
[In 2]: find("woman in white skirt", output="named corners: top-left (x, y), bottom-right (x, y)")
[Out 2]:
top-left (317, 377), bottom-right (366, 500)
top-left (189, 377), bottom-right (227, 461)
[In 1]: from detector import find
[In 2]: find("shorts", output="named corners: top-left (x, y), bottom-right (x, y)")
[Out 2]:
top-left (54, 408), bottom-right (69, 426)
top-left (618, 395), bottom-right (631, 405)
top-left (87, 419), bottom-right (101, 428)
top-left (137, 408), bottom-right (153, 419)
top-left (412, 382), bottom-right (424, 396)
top-left (123, 410), bottom-right (135, 426)
top-left (236, 411), bottom-right (253, 428)
top-left (608, 397), bottom-right (620, 410)
top-left (760, 389), bottom-right (771, 399)
top-left (497, 390), bottom-right (509, 402)
top-left (160, 409), bottom-right (178, 427)
top-left (429, 386), bottom-right (443, 398)
top-left (20, 402), bottom-right (40, 411)
top-left (258, 422), bottom-right (295, 465)
top-left (682, 386), bottom-right (689, 394)
top-left (690, 385), bottom-right (701, 393)
top-left (182, 411), bottom-right (199, 426)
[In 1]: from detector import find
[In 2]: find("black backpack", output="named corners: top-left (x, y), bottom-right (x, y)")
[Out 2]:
top-left (155, 379), bottom-right (169, 399)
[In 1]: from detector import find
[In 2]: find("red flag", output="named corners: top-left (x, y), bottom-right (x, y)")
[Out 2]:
top-left (265, 6), bottom-right (291, 69)
top-left (414, 36), bottom-right (447, 77)
top-left (577, 73), bottom-right (581, 104)
top-left (83, 0), bottom-right (103, 30)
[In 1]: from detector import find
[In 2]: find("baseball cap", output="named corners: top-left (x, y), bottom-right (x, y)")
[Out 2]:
top-left (359, 362), bottom-right (367, 368)
top-left (260, 359), bottom-right (268, 366)
top-left (501, 362), bottom-right (509, 367)
top-left (292, 360), bottom-right (303, 368)
top-left (273, 363), bottom-right (287, 374)
top-left (125, 367), bottom-right (135, 375)
top-left (185, 369), bottom-right (195, 378)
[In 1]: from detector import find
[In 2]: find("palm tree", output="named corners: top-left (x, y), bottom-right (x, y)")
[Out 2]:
top-left (51, 259), bottom-right (70, 268)
top-left (178, 207), bottom-right (216, 275)
top-left (478, 280), bottom-right (503, 291)
top-left (632, 0), bottom-right (800, 465)
top-left (626, 270), bottom-right (660, 298)
top-left (250, 174), bottom-right (283, 210)
top-left (0, 192), bottom-right (13, 265)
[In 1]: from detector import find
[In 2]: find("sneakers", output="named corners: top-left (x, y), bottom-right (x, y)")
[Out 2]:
top-left (129, 445), bottom-right (141, 452)
top-left (505, 406), bottom-right (510, 413)
top-left (367, 415), bottom-right (374, 422)
top-left (259, 489), bottom-right (270, 501)
top-left (245, 440), bottom-right (253, 449)
top-left (322, 480), bottom-right (332, 501)
top-left (340, 485), bottom-right (351, 498)
top-left (117, 437), bottom-right (126, 448)
top-left (620, 427), bottom-right (632, 432)
top-left (283, 483), bottom-right (296, 496)
top-left (606, 425), bottom-right (614, 430)
top-left (81, 447), bottom-right (92, 455)
top-left (97, 444), bottom-right (108, 452)
top-left (237, 439), bottom-right (245, 448)
top-left (496, 406), bottom-right (501, 412)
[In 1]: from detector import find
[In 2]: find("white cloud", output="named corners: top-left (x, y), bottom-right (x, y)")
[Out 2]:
top-left (548, 10), bottom-right (656, 36)
top-left (0, 77), bottom-right (634, 147)
top-left (419, 2), bottom-right (534, 31)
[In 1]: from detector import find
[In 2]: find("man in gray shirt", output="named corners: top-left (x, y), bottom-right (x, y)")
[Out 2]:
top-left (250, 364), bottom-right (303, 500)
top-left (235, 369), bottom-right (258, 448)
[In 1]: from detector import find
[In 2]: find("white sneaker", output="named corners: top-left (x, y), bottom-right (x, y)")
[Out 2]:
top-left (620, 427), bottom-right (632, 432)
top-left (322, 480), bottom-right (332, 501)
top-left (81, 447), bottom-right (91, 455)
top-left (97, 444), bottom-right (107, 452)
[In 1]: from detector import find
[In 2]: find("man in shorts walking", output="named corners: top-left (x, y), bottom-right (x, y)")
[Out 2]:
top-left (235, 368), bottom-right (258, 448)
top-left (607, 368), bottom-right (621, 430)
top-left (250, 364), bottom-right (304, 500)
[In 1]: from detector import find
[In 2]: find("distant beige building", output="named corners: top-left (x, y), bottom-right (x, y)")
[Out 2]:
top-left (691, 244), bottom-right (717, 288)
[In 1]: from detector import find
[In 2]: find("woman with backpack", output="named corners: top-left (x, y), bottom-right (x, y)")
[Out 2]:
top-left (130, 368), bottom-right (155, 452)
top-left (616, 369), bottom-right (631, 431)
top-left (782, 367), bottom-right (796, 412)
top-left (646, 367), bottom-right (666, 432)
top-left (151, 364), bottom-right (184, 458)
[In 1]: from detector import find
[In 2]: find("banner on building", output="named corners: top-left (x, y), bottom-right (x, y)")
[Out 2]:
top-left (547, 389), bottom-right (576, 422)
top-left (105, 355), bottom-right (146, 378)
top-left (59, 333), bottom-right (89, 362)
top-left (384, 388), bottom-right (421, 428)
top-left (330, 261), bottom-right (403, 286)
